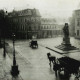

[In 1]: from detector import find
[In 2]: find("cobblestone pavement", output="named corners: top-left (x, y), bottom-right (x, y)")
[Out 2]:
top-left (5, 37), bottom-right (80, 80)
top-left (5, 43), bottom-right (57, 80)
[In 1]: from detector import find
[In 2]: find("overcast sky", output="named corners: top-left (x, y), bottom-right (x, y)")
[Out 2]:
top-left (0, 0), bottom-right (80, 18)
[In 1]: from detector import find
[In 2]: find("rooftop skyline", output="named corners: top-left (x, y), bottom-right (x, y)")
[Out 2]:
top-left (0, 0), bottom-right (80, 19)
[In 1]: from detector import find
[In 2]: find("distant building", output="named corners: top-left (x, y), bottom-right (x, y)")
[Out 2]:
top-left (74, 9), bottom-right (80, 38)
top-left (40, 18), bottom-right (63, 38)
top-left (8, 8), bottom-right (41, 39)
top-left (7, 8), bottom-right (63, 39)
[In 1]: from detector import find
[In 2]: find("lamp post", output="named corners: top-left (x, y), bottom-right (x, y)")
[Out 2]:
top-left (3, 33), bottom-right (6, 58)
top-left (3, 11), bottom-right (8, 58)
top-left (11, 33), bottom-right (19, 77)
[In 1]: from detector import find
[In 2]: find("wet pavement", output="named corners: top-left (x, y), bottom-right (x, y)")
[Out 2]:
top-left (1, 37), bottom-right (80, 80)
top-left (6, 41), bottom-right (57, 80)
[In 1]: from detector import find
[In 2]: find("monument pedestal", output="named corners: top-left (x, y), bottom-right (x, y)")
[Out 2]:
top-left (54, 23), bottom-right (79, 53)
top-left (56, 37), bottom-right (78, 51)
top-left (62, 37), bottom-right (71, 45)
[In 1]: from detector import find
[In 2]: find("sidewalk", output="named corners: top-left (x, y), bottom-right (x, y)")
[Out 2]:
top-left (5, 43), bottom-right (31, 80)
top-left (0, 48), bottom-right (13, 80)
top-left (0, 48), bottom-right (6, 80)
top-left (0, 47), bottom-right (23, 80)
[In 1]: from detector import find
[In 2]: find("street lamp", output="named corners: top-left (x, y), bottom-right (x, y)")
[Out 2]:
top-left (3, 11), bottom-right (8, 58)
top-left (11, 33), bottom-right (19, 77)
top-left (3, 32), bottom-right (6, 58)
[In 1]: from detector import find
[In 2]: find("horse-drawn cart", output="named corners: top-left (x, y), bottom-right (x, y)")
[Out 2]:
top-left (47, 51), bottom-right (80, 79)
top-left (59, 57), bottom-right (80, 71)
top-left (29, 40), bottom-right (38, 48)
top-left (54, 56), bottom-right (80, 78)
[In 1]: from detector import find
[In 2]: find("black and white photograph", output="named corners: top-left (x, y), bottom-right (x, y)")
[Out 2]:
top-left (0, 0), bottom-right (80, 80)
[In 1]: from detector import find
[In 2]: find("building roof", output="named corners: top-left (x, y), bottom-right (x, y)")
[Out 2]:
top-left (75, 9), bottom-right (80, 11)
top-left (8, 8), bottom-right (41, 17)
top-left (41, 18), bottom-right (56, 24)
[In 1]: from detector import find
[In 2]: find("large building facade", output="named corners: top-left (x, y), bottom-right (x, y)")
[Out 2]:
top-left (73, 9), bottom-right (80, 38)
top-left (40, 18), bottom-right (63, 38)
top-left (7, 8), bottom-right (63, 39)
top-left (8, 8), bottom-right (41, 39)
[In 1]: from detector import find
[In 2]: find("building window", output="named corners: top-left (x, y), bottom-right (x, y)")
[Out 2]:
top-left (43, 26), bottom-right (44, 29)
top-left (77, 19), bottom-right (80, 26)
top-left (25, 19), bottom-right (26, 22)
top-left (41, 26), bottom-right (42, 29)
top-left (21, 25), bottom-right (22, 30)
top-left (29, 26), bottom-right (31, 31)
top-left (36, 26), bottom-right (38, 30)
top-left (50, 26), bottom-right (51, 29)
top-left (44, 26), bottom-right (46, 29)
top-left (77, 30), bottom-right (79, 36)
top-left (52, 26), bottom-right (54, 29)
top-left (77, 12), bottom-right (80, 16)
top-left (49, 26), bottom-right (51, 29)
top-left (24, 26), bottom-right (25, 31)
top-left (32, 26), bottom-right (34, 30)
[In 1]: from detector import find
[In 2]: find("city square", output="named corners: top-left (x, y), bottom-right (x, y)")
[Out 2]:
top-left (0, 37), bottom-right (79, 80)
top-left (0, 0), bottom-right (80, 80)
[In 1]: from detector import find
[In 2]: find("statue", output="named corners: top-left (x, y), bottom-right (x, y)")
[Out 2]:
top-left (62, 23), bottom-right (71, 46)
top-left (63, 23), bottom-right (69, 38)
top-left (56, 23), bottom-right (78, 51)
